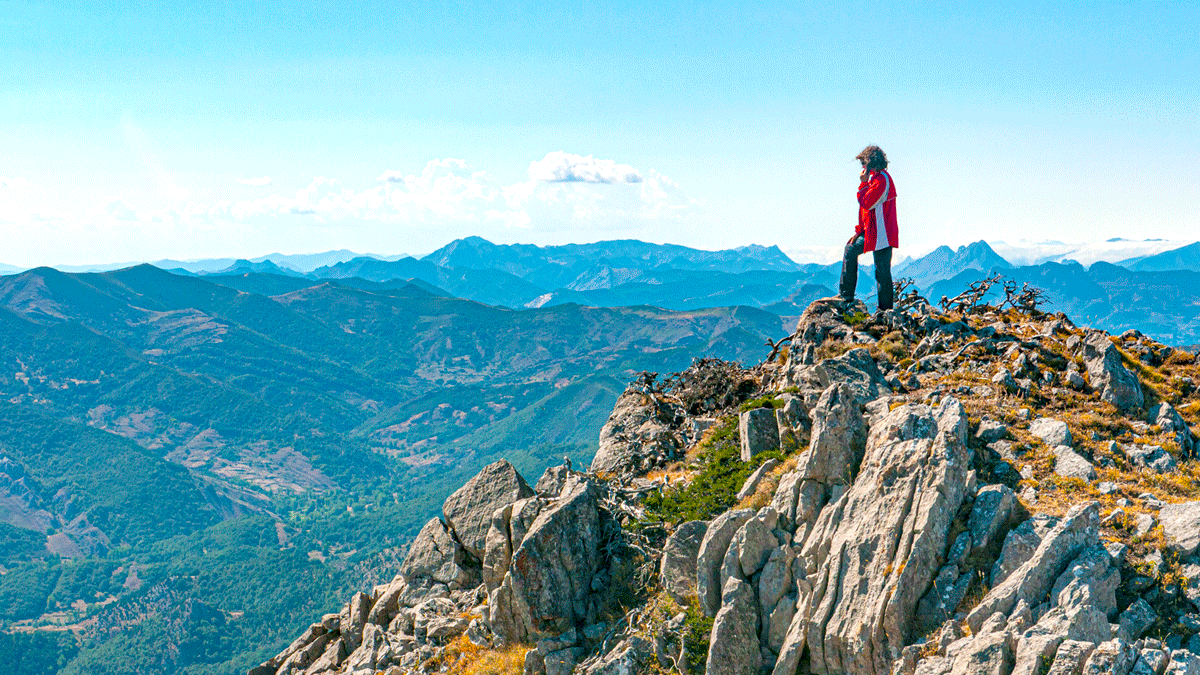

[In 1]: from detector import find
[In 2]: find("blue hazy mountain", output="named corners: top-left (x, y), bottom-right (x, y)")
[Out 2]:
top-left (1124, 242), bottom-right (1200, 273)
top-left (895, 240), bottom-right (1013, 290)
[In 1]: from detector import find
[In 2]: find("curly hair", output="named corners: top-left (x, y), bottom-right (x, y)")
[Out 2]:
top-left (856, 145), bottom-right (888, 171)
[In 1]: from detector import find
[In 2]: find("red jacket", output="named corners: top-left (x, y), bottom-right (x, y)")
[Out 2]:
top-left (856, 169), bottom-right (898, 252)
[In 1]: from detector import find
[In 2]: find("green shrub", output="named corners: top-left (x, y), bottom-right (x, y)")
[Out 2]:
top-left (637, 418), bottom-right (783, 527)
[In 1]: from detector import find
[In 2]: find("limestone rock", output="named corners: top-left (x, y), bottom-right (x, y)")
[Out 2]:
top-left (536, 465), bottom-right (570, 498)
top-left (1117, 599), bottom-right (1156, 642)
top-left (969, 484), bottom-right (1021, 555)
top-left (591, 387), bottom-right (682, 476)
top-left (966, 502), bottom-right (1100, 633)
top-left (736, 508), bottom-right (778, 577)
top-left (994, 368), bottom-right (1019, 393)
top-left (1166, 650), bottom-right (1200, 675)
top-left (1055, 446), bottom-right (1097, 481)
top-left (1160, 501), bottom-right (1200, 556)
top-left (737, 458), bottom-right (778, 501)
top-left (774, 398), bottom-right (973, 675)
top-left (660, 520), bottom-right (708, 603)
top-left (339, 591), bottom-right (371, 653)
top-left (1080, 639), bottom-right (1138, 675)
top-left (977, 419), bottom-right (1009, 443)
top-left (758, 546), bottom-right (796, 616)
top-left (482, 504), bottom-right (515, 592)
top-left (1126, 444), bottom-right (1178, 474)
top-left (1032, 418), bottom-right (1073, 448)
top-left (740, 407), bottom-right (780, 461)
top-left (696, 508), bottom-right (754, 617)
top-left (992, 515), bottom-right (1059, 585)
top-left (443, 460), bottom-right (535, 561)
top-left (943, 626), bottom-right (1016, 675)
top-left (706, 577), bottom-right (761, 675)
top-left (1049, 545), bottom-right (1119, 620)
top-left (916, 565), bottom-right (974, 635)
top-left (489, 476), bottom-right (603, 644)
top-left (1082, 333), bottom-right (1144, 413)
top-left (1047, 640), bottom-right (1098, 675)
top-left (802, 382), bottom-right (868, 486)
top-left (1151, 401), bottom-right (1195, 456)
top-left (398, 517), bottom-right (475, 589)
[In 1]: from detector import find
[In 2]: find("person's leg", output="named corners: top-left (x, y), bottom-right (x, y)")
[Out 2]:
top-left (873, 246), bottom-right (894, 310)
top-left (839, 235), bottom-right (865, 301)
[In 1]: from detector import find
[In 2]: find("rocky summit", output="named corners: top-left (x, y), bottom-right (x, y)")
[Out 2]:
top-left (253, 291), bottom-right (1200, 675)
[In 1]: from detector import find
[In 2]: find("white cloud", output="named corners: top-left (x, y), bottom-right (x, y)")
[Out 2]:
top-left (240, 176), bottom-right (272, 186)
top-left (527, 152), bottom-right (643, 184)
top-left (0, 176), bottom-right (32, 189)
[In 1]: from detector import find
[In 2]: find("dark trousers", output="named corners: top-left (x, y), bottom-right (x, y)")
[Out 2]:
top-left (839, 235), bottom-right (893, 310)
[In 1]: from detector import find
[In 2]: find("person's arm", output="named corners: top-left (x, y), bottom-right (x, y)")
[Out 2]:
top-left (857, 171), bottom-right (887, 210)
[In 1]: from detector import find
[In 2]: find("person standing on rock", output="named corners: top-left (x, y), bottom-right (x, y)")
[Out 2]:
top-left (839, 145), bottom-right (898, 311)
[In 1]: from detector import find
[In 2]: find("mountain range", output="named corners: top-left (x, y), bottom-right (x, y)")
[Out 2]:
top-left (0, 263), bottom-right (788, 673)
top-left (151, 237), bottom-right (1200, 346)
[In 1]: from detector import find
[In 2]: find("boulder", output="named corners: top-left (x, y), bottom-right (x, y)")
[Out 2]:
top-left (1032, 418), bottom-right (1073, 447)
top-left (943, 624), bottom-right (1016, 675)
top-left (1080, 639), bottom-right (1138, 675)
top-left (994, 368), bottom-right (1019, 393)
top-left (1082, 333), bottom-right (1144, 413)
top-left (1046, 640), bottom-right (1098, 675)
top-left (977, 420), bottom-right (1009, 443)
top-left (774, 398), bottom-right (973, 675)
top-left (758, 545), bottom-right (796, 616)
top-left (740, 408), bottom-right (780, 461)
top-left (339, 591), bottom-right (372, 654)
top-left (659, 520), bottom-right (708, 604)
top-left (1117, 599), bottom-right (1156, 642)
top-left (992, 515), bottom-right (1059, 586)
top-left (1166, 651), bottom-right (1200, 675)
top-left (1049, 545), bottom-right (1119, 619)
top-left (916, 565), bottom-right (975, 635)
top-left (736, 508), bottom-right (779, 577)
top-left (398, 517), bottom-right (476, 589)
top-left (705, 577), bottom-right (761, 675)
top-left (591, 387), bottom-right (682, 476)
top-left (482, 504), bottom-right (515, 592)
top-left (1126, 444), bottom-right (1178, 474)
top-left (1151, 401), bottom-right (1195, 456)
top-left (489, 476), bottom-right (603, 644)
top-left (1055, 446), bottom-right (1097, 481)
top-left (965, 502), bottom-right (1100, 633)
top-left (442, 459), bottom-right (535, 561)
top-left (536, 465), bottom-right (570, 498)
top-left (696, 509), bottom-right (754, 617)
top-left (1160, 501), bottom-right (1200, 556)
top-left (802, 383), bottom-right (868, 486)
top-left (969, 484), bottom-right (1021, 555)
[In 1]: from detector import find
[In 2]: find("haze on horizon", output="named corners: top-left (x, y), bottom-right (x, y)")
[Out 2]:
top-left (1, 1), bottom-right (1195, 268)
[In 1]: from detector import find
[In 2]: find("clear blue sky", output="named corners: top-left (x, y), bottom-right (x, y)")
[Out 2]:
top-left (1, 1), bottom-right (1196, 265)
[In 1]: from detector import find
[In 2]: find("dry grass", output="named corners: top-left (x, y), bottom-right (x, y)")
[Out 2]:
top-left (736, 447), bottom-right (804, 510)
top-left (437, 636), bottom-right (530, 675)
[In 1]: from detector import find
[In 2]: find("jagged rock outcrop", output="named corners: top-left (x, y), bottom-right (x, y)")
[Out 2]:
top-left (489, 475), bottom-right (604, 644)
top-left (259, 296), bottom-right (1200, 675)
top-left (590, 382), bottom-right (684, 476)
top-left (441, 459), bottom-right (534, 560)
top-left (1081, 331), bottom-right (1144, 412)
top-left (773, 397), bottom-right (973, 675)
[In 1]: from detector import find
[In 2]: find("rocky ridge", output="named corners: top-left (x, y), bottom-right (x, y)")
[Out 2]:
top-left (253, 292), bottom-right (1200, 675)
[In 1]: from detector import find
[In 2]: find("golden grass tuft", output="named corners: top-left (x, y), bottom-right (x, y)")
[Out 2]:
top-left (437, 635), bottom-right (530, 675)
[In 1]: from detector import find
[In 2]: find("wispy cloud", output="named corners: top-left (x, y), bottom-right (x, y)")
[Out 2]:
top-left (0, 176), bottom-right (32, 189)
top-left (527, 152), bottom-right (643, 184)
top-left (240, 176), bottom-right (272, 186)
